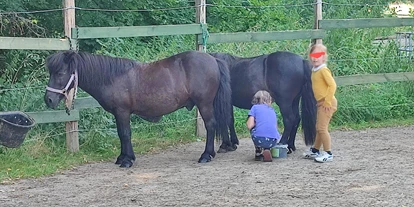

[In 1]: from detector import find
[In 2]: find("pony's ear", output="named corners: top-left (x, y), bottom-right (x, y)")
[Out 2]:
top-left (63, 50), bottom-right (78, 64)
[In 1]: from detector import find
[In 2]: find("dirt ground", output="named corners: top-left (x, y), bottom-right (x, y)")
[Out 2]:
top-left (0, 126), bottom-right (413, 207)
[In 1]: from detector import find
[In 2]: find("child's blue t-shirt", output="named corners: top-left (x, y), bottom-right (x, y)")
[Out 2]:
top-left (248, 104), bottom-right (280, 140)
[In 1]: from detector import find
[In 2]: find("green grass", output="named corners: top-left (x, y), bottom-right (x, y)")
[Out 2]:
top-left (332, 117), bottom-right (414, 131)
top-left (0, 138), bottom-right (112, 182)
top-left (0, 108), bottom-right (199, 183)
top-left (0, 127), bottom-right (197, 183)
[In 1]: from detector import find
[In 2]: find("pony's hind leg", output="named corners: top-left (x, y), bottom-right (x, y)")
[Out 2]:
top-left (114, 111), bottom-right (136, 168)
top-left (199, 57), bottom-right (232, 160)
top-left (197, 105), bottom-right (217, 163)
top-left (217, 126), bottom-right (236, 153)
top-left (278, 103), bottom-right (297, 153)
top-left (218, 109), bottom-right (238, 153)
top-left (287, 97), bottom-right (301, 153)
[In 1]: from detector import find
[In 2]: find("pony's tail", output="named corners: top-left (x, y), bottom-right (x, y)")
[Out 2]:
top-left (213, 58), bottom-right (232, 141)
top-left (301, 60), bottom-right (317, 146)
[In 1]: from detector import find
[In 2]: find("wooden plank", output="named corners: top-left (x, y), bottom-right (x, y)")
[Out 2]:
top-left (336, 72), bottom-right (414, 86)
top-left (74, 97), bottom-right (101, 109)
top-left (26, 110), bottom-right (79, 124)
top-left (64, 0), bottom-right (76, 51)
top-left (201, 30), bottom-right (326, 44)
top-left (64, 0), bottom-right (79, 153)
top-left (65, 119), bottom-right (78, 152)
top-left (73, 24), bottom-right (202, 39)
top-left (319, 18), bottom-right (414, 29)
top-left (313, 0), bottom-right (323, 44)
top-left (0, 37), bottom-right (70, 50)
top-left (195, 0), bottom-right (207, 137)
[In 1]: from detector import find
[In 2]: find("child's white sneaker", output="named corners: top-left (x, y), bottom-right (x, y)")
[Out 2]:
top-left (314, 152), bottom-right (333, 163)
top-left (303, 148), bottom-right (320, 159)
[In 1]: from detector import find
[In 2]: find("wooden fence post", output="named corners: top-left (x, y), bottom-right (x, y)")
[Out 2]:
top-left (313, 0), bottom-right (323, 45)
top-left (195, 0), bottom-right (207, 137)
top-left (63, 0), bottom-right (79, 152)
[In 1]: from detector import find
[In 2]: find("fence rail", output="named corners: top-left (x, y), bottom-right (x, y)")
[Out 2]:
top-left (26, 110), bottom-right (79, 124)
top-left (201, 29), bottom-right (326, 44)
top-left (335, 72), bottom-right (414, 86)
top-left (72, 24), bottom-right (203, 39)
top-left (0, 37), bottom-right (70, 50)
top-left (319, 18), bottom-right (414, 29)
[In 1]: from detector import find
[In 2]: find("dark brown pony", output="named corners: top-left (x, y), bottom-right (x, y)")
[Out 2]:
top-left (210, 51), bottom-right (317, 153)
top-left (44, 50), bottom-right (232, 167)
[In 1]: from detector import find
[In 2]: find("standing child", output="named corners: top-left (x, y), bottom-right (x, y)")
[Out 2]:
top-left (246, 90), bottom-right (281, 162)
top-left (303, 43), bottom-right (338, 163)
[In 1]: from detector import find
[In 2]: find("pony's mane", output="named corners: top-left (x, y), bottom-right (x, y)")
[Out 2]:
top-left (210, 52), bottom-right (240, 65)
top-left (210, 52), bottom-right (268, 65)
top-left (47, 51), bottom-right (138, 86)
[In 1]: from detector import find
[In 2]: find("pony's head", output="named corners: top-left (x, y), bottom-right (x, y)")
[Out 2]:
top-left (44, 51), bottom-right (79, 109)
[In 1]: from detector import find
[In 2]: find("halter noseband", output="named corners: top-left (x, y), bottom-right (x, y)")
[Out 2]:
top-left (46, 70), bottom-right (78, 100)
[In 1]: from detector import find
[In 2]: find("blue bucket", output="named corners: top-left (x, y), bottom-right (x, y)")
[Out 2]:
top-left (271, 144), bottom-right (288, 158)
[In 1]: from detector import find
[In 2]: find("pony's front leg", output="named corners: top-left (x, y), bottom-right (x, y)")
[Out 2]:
top-left (229, 106), bottom-right (239, 146)
top-left (198, 119), bottom-right (216, 163)
top-left (114, 111), bottom-right (136, 168)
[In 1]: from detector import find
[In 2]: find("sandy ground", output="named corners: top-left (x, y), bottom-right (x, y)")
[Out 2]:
top-left (0, 126), bottom-right (413, 207)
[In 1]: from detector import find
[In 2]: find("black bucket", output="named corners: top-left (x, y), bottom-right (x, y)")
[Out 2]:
top-left (0, 111), bottom-right (35, 148)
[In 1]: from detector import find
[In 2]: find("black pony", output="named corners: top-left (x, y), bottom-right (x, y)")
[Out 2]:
top-left (210, 51), bottom-right (317, 153)
top-left (44, 50), bottom-right (232, 167)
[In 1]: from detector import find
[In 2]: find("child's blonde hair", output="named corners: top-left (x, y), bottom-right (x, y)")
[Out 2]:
top-left (309, 43), bottom-right (327, 54)
top-left (251, 90), bottom-right (273, 105)
top-left (309, 43), bottom-right (328, 63)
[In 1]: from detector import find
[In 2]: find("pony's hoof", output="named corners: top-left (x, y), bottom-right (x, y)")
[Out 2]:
top-left (229, 144), bottom-right (238, 151)
top-left (217, 147), bottom-right (228, 153)
top-left (118, 158), bottom-right (134, 168)
top-left (198, 158), bottom-right (210, 163)
top-left (115, 159), bottom-right (122, 165)
top-left (217, 145), bottom-right (237, 153)
top-left (116, 154), bottom-right (136, 165)
top-left (120, 161), bottom-right (133, 168)
top-left (287, 148), bottom-right (295, 154)
top-left (198, 157), bottom-right (211, 163)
